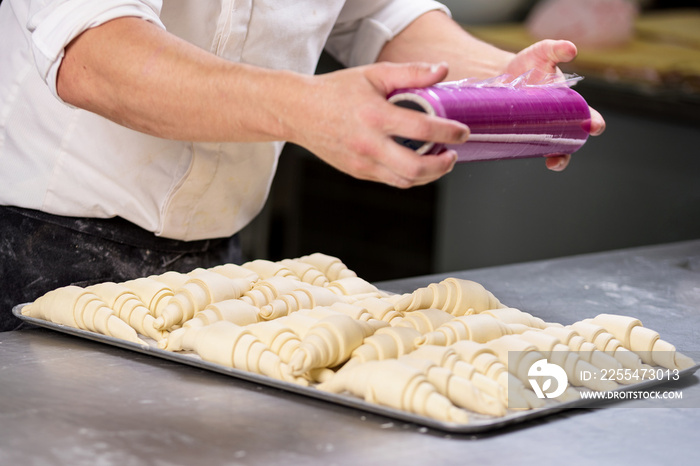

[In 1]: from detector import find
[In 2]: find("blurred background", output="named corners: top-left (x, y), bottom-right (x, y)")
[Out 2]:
top-left (239, 0), bottom-right (700, 282)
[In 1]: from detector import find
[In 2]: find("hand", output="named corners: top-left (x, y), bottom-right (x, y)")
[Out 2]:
top-left (503, 39), bottom-right (606, 171)
top-left (287, 62), bottom-right (470, 188)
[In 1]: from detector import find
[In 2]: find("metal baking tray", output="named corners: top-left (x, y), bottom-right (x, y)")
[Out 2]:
top-left (13, 303), bottom-right (699, 434)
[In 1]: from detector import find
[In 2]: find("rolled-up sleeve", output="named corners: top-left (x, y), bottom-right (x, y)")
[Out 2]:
top-left (325, 0), bottom-right (450, 68)
top-left (26, 0), bottom-right (165, 101)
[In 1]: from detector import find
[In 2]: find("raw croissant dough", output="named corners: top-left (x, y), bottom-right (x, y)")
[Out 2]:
top-left (585, 314), bottom-right (695, 370)
top-left (86, 282), bottom-right (166, 341)
top-left (22, 253), bottom-right (695, 424)
top-left (317, 359), bottom-right (471, 423)
top-left (23, 286), bottom-right (145, 345)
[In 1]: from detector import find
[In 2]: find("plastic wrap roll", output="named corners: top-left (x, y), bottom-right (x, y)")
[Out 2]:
top-left (388, 73), bottom-right (591, 162)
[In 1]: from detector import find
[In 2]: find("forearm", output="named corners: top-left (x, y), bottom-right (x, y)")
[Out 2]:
top-left (377, 10), bottom-right (514, 81)
top-left (55, 15), bottom-right (472, 188)
top-left (56, 17), bottom-right (306, 142)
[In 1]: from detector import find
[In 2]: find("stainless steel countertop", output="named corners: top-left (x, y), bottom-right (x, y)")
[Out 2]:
top-left (1, 240), bottom-right (699, 465)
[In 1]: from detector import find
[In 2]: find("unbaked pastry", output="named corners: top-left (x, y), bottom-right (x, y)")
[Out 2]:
top-left (517, 330), bottom-right (618, 392)
top-left (208, 263), bottom-right (260, 282)
top-left (152, 270), bottom-right (192, 292)
top-left (417, 314), bottom-right (513, 346)
top-left (541, 326), bottom-right (624, 377)
top-left (393, 278), bottom-right (503, 316)
top-left (87, 282), bottom-right (166, 341)
top-left (404, 345), bottom-right (505, 407)
top-left (353, 297), bottom-right (404, 325)
top-left (122, 276), bottom-right (174, 318)
top-left (298, 252), bottom-right (357, 281)
top-left (274, 313), bottom-right (320, 339)
top-left (326, 276), bottom-right (382, 301)
top-left (155, 270), bottom-right (252, 330)
top-left (240, 276), bottom-right (302, 308)
top-left (393, 308), bottom-right (455, 334)
top-left (241, 259), bottom-right (296, 280)
top-left (586, 314), bottom-right (695, 370)
top-left (345, 326), bottom-right (422, 369)
top-left (570, 321), bottom-right (653, 373)
top-left (259, 284), bottom-right (346, 320)
top-left (317, 359), bottom-right (470, 423)
top-left (486, 335), bottom-right (580, 402)
top-left (22, 286), bottom-right (145, 345)
top-left (288, 314), bottom-right (385, 376)
top-left (161, 321), bottom-right (306, 386)
top-left (186, 298), bottom-right (262, 328)
top-left (279, 259), bottom-right (329, 287)
top-left (325, 302), bottom-right (375, 322)
top-left (245, 319), bottom-right (302, 364)
top-left (480, 308), bottom-right (556, 330)
top-left (398, 356), bottom-right (506, 416)
top-left (449, 340), bottom-right (544, 409)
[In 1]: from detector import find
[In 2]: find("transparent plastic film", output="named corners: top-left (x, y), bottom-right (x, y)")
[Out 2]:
top-left (388, 71), bottom-right (591, 162)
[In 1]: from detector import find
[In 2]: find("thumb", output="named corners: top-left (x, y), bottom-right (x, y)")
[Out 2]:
top-left (509, 39), bottom-right (577, 75)
top-left (365, 61), bottom-right (449, 95)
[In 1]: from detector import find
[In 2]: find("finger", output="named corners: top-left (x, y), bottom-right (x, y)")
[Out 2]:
top-left (550, 40), bottom-right (578, 65)
top-left (320, 133), bottom-right (457, 188)
top-left (365, 61), bottom-right (449, 96)
top-left (545, 154), bottom-right (571, 171)
top-left (385, 104), bottom-right (470, 147)
top-left (588, 107), bottom-right (606, 136)
top-left (513, 39), bottom-right (577, 75)
top-left (376, 143), bottom-right (459, 188)
top-left (534, 39), bottom-right (577, 68)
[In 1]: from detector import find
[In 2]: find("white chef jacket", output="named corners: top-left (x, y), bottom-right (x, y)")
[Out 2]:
top-left (0, 0), bottom-right (449, 241)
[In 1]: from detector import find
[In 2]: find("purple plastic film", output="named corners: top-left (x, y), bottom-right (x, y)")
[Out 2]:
top-left (388, 73), bottom-right (591, 162)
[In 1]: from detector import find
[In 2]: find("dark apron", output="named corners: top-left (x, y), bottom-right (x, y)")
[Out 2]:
top-left (0, 206), bottom-right (241, 331)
